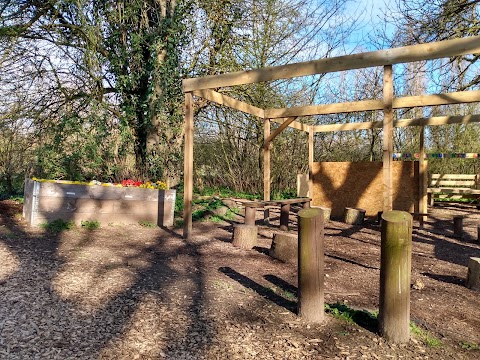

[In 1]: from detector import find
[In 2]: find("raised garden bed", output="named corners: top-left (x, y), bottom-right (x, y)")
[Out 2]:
top-left (23, 179), bottom-right (175, 227)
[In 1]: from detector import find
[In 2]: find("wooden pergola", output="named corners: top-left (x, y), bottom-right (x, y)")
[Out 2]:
top-left (182, 36), bottom-right (480, 239)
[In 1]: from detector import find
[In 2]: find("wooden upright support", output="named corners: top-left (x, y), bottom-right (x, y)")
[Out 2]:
top-left (379, 211), bottom-right (413, 343)
top-left (383, 65), bottom-right (393, 212)
top-left (308, 127), bottom-right (314, 199)
top-left (419, 126), bottom-right (427, 226)
top-left (183, 92), bottom-right (194, 239)
top-left (264, 118), bottom-right (271, 224)
top-left (297, 208), bottom-right (325, 323)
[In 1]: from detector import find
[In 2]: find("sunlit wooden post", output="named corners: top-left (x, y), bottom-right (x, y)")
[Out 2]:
top-left (183, 92), bottom-right (194, 239)
top-left (264, 118), bottom-right (271, 224)
top-left (298, 207), bottom-right (324, 322)
top-left (419, 126), bottom-right (427, 226)
top-left (379, 210), bottom-right (413, 343)
top-left (308, 126), bottom-right (314, 199)
top-left (383, 65), bottom-right (393, 212)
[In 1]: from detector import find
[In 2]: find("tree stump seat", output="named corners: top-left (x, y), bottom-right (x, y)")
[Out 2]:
top-left (466, 257), bottom-right (480, 291)
top-left (343, 207), bottom-right (366, 225)
top-left (232, 224), bottom-right (257, 249)
top-left (269, 232), bottom-right (298, 264)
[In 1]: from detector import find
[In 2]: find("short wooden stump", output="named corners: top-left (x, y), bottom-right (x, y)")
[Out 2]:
top-left (232, 224), bottom-right (258, 249)
top-left (343, 207), bottom-right (366, 225)
top-left (312, 206), bottom-right (331, 222)
top-left (269, 232), bottom-right (298, 265)
top-left (466, 257), bottom-right (480, 291)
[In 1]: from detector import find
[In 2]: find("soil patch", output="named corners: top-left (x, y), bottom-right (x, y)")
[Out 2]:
top-left (0, 200), bottom-right (479, 359)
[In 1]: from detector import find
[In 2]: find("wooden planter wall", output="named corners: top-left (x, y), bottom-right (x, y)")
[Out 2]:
top-left (23, 179), bottom-right (175, 227)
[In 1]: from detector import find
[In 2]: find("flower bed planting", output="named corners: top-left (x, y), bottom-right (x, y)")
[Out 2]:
top-left (23, 178), bottom-right (175, 227)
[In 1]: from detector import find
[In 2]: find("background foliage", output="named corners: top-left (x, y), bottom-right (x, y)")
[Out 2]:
top-left (0, 0), bottom-right (479, 196)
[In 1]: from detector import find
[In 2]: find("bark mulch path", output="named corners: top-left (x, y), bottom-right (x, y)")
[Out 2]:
top-left (0, 199), bottom-right (479, 359)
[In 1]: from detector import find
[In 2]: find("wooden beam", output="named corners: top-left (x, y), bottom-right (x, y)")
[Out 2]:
top-left (192, 89), bottom-right (264, 118)
top-left (383, 65), bottom-right (393, 212)
top-left (312, 114), bottom-right (480, 133)
top-left (183, 92), bottom-right (194, 239)
top-left (264, 117), bottom-right (298, 144)
top-left (266, 90), bottom-right (480, 119)
top-left (183, 36), bottom-right (480, 91)
top-left (264, 119), bottom-right (271, 201)
top-left (419, 126), bottom-right (427, 225)
top-left (313, 120), bottom-right (383, 133)
top-left (308, 127), bottom-right (314, 199)
top-left (270, 117), bottom-right (309, 131)
top-left (266, 100), bottom-right (383, 118)
top-left (395, 114), bottom-right (480, 127)
top-left (393, 90), bottom-right (480, 108)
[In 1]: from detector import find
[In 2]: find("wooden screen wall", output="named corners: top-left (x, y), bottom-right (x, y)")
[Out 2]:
top-left (311, 162), bottom-right (419, 218)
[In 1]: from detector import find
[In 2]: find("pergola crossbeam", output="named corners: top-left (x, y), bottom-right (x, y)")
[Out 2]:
top-left (183, 36), bottom-right (480, 92)
top-left (264, 117), bottom-right (300, 144)
top-left (266, 90), bottom-right (480, 119)
top-left (192, 89), bottom-right (265, 118)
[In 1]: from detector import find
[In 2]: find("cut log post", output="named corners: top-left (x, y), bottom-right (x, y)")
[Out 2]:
top-left (453, 216), bottom-right (464, 239)
top-left (343, 207), bottom-right (366, 225)
top-left (466, 257), bottom-right (480, 291)
top-left (245, 206), bottom-right (257, 226)
top-left (269, 232), bottom-right (298, 265)
top-left (477, 224), bottom-right (480, 242)
top-left (232, 224), bottom-right (258, 249)
top-left (280, 203), bottom-right (291, 231)
top-left (379, 210), bottom-right (413, 344)
top-left (297, 208), bottom-right (324, 323)
top-left (312, 206), bottom-right (331, 222)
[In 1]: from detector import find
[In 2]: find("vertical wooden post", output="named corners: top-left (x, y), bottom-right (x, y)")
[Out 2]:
top-left (279, 203), bottom-right (291, 231)
top-left (297, 207), bottom-right (324, 323)
top-left (183, 92), bottom-right (194, 239)
top-left (379, 210), bottom-right (413, 343)
top-left (453, 216), bottom-right (464, 238)
top-left (383, 65), bottom-right (393, 212)
top-left (308, 126), bottom-right (314, 199)
top-left (264, 118), bottom-right (271, 224)
top-left (419, 126), bottom-right (427, 226)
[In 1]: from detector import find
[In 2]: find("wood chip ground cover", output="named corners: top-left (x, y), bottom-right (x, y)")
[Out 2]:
top-left (0, 200), bottom-right (479, 359)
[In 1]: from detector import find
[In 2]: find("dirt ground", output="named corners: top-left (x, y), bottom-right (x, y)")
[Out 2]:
top-left (0, 199), bottom-right (479, 359)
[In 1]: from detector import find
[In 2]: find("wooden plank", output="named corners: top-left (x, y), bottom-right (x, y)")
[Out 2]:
top-left (192, 89), bottom-right (264, 118)
top-left (393, 90), bottom-right (480, 108)
top-left (264, 117), bottom-right (298, 144)
top-left (183, 92), bottom-right (194, 239)
top-left (264, 118), bottom-right (271, 203)
top-left (427, 187), bottom-right (480, 194)
top-left (183, 36), bottom-right (480, 91)
top-left (313, 120), bottom-right (382, 133)
top-left (395, 114), bottom-right (480, 127)
top-left (312, 114), bottom-right (480, 133)
top-left (265, 99), bottom-right (383, 119)
top-left (383, 65), bottom-right (393, 212)
top-left (267, 90), bottom-right (480, 119)
top-left (431, 174), bottom-right (477, 180)
top-left (270, 117), bottom-right (309, 131)
top-left (430, 180), bottom-right (476, 186)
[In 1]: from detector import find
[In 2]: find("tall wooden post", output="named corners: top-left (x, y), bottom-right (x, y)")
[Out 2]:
top-left (419, 126), bottom-right (427, 226)
top-left (264, 118), bottom-right (271, 224)
top-left (383, 65), bottom-right (393, 212)
top-left (379, 210), bottom-right (413, 343)
top-left (183, 92), bottom-right (194, 239)
top-left (297, 207), bottom-right (324, 323)
top-left (308, 126), bottom-right (314, 199)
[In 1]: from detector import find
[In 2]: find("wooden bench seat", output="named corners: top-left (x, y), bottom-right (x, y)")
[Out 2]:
top-left (427, 174), bottom-right (480, 205)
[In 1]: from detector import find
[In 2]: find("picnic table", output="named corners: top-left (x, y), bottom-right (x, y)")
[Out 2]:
top-left (237, 198), bottom-right (311, 230)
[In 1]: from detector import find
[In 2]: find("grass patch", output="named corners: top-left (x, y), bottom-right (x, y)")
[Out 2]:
top-left (81, 220), bottom-right (101, 230)
top-left (139, 220), bottom-right (156, 228)
top-left (410, 322), bottom-right (442, 347)
top-left (41, 219), bottom-right (76, 232)
top-left (460, 341), bottom-right (480, 351)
